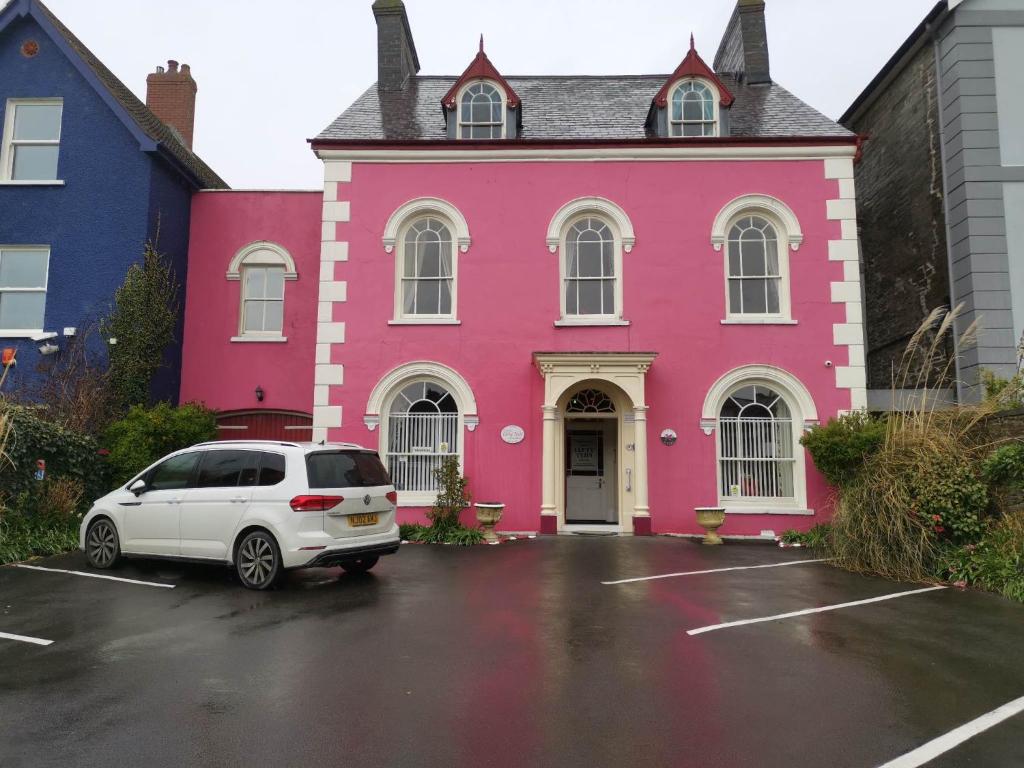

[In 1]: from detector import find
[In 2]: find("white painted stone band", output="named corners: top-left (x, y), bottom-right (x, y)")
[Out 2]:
top-left (602, 558), bottom-right (827, 585)
top-left (876, 694), bottom-right (1024, 768)
top-left (686, 585), bottom-right (947, 635)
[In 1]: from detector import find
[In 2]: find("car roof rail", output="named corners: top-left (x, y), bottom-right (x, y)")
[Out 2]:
top-left (192, 440), bottom-right (301, 449)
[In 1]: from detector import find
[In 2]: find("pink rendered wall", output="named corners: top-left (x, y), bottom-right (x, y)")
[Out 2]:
top-left (182, 159), bottom-right (853, 537)
top-left (327, 159), bottom-right (850, 536)
top-left (180, 191), bottom-right (320, 414)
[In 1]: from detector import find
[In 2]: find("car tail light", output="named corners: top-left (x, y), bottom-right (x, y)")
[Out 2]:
top-left (386, 491), bottom-right (398, 505)
top-left (289, 495), bottom-right (344, 512)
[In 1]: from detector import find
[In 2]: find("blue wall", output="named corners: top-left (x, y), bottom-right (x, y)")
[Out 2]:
top-left (0, 13), bottom-right (193, 402)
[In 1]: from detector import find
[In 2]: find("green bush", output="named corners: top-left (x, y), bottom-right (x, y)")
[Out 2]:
top-left (0, 509), bottom-right (81, 564)
top-left (937, 512), bottom-right (1024, 602)
top-left (981, 370), bottom-right (1023, 411)
top-left (911, 456), bottom-right (989, 544)
top-left (399, 523), bottom-right (428, 541)
top-left (0, 402), bottom-right (106, 505)
top-left (983, 443), bottom-right (1024, 488)
top-left (780, 524), bottom-right (832, 549)
top-left (427, 456), bottom-right (471, 532)
top-left (800, 411), bottom-right (886, 487)
top-left (102, 402), bottom-right (217, 487)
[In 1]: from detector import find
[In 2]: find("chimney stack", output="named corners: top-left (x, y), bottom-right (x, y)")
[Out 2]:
top-left (372, 0), bottom-right (420, 91)
top-left (714, 0), bottom-right (771, 85)
top-left (146, 59), bottom-right (198, 149)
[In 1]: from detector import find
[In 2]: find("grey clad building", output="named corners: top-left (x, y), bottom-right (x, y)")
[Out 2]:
top-left (842, 0), bottom-right (1024, 404)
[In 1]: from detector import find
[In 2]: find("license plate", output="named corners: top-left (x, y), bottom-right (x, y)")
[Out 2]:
top-left (347, 513), bottom-right (379, 528)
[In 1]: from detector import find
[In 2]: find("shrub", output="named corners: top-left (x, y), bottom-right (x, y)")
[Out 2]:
top-left (0, 401), bottom-right (106, 505)
top-left (937, 512), bottom-right (1024, 602)
top-left (427, 456), bottom-right (471, 532)
top-left (0, 477), bottom-right (84, 564)
top-left (399, 523), bottom-right (428, 542)
top-left (983, 443), bottom-right (1024, 488)
top-left (102, 402), bottom-right (217, 487)
top-left (414, 523), bottom-right (484, 546)
top-left (981, 370), bottom-right (1023, 411)
top-left (800, 411), bottom-right (886, 487)
top-left (780, 524), bottom-right (832, 549)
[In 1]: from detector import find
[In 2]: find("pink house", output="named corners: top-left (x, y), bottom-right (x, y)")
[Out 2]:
top-left (180, 0), bottom-right (867, 537)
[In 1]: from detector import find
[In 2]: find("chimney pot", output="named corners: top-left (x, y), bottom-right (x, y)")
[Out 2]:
top-left (155, 65), bottom-right (165, 74)
top-left (167, 59), bottom-right (179, 72)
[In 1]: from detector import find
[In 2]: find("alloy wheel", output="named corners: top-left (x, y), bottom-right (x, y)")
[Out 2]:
top-left (239, 535), bottom-right (277, 588)
top-left (87, 520), bottom-right (118, 568)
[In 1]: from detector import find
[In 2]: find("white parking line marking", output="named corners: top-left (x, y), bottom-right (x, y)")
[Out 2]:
top-left (877, 694), bottom-right (1024, 768)
top-left (602, 559), bottom-right (828, 585)
top-left (13, 564), bottom-right (175, 589)
top-left (686, 585), bottom-right (947, 636)
top-left (0, 631), bottom-right (54, 646)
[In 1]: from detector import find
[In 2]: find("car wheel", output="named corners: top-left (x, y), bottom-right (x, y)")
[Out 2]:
top-left (236, 531), bottom-right (282, 590)
top-left (85, 519), bottom-right (121, 570)
top-left (340, 556), bottom-right (379, 574)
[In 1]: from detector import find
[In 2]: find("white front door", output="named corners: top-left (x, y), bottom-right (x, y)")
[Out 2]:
top-left (565, 422), bottom-right (617, 524)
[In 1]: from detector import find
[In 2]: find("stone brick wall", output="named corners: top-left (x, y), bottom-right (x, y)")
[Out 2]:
top-left (845, 43), bottom-right (953, 391)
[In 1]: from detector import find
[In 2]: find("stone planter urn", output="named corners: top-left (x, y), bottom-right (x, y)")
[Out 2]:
top-left (695, 507), bottom-right (726, 546)
top-left (474, 503), bottom-right (505, 542)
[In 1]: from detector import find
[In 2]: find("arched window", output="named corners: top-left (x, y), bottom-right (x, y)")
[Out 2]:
top-left (386, 381), bottom-right (460, 495)
top-left (458, 81), bottom-right (504, 139)
top-left (399, 217), bottom-right (455, 319)
top-left (564, 217), bottom-right (618, 319)
top-left (226, 241), bottom-right (297, 341)
top-left (718, 385), bottom-right (796, 504)
top-left (727, 215), bottom-right (784, 318)
top-left (670, 79), bottom-right (717, 137)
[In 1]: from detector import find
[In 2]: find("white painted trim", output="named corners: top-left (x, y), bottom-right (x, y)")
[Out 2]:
top-left (382, 197), bottom-right (471, 254)
top-left (825, 159), bottom-right (868, 411)
top-left (226, 241), bottom-right (298, 281)
top-left (601, 559), bottom-right (826, 585)
top-left (563, 523), bottom-right (626, 535)
top-left (554, 318), bottom-right (631, 327)
top-left (230, 336), bottom-right (287, 343)
top-left (315, 145), bottom-right (858, 163)
top-left (701, 365), bottom-right (818, 426)
top-left (0, 329), bottom-right (44, 338)
top-left (686, 586), bottom-right (947, 636)
top-left (0, 180), bottom-right (64, 186)
top-left (365, 361), bottom-right (478, 417)
top-left (724, 507), bottom-right (815, 516)
top-left (877, 694), bottom-right (1024, 768)
top-left (711, 194), bottom-right (804, 253)
top-left (1, 98), bottom-right (63, 182)
top-left (546, 196), bottom-right (636, 253)
top-left (388, 318), bottom-right (462, 325)
top-left (720, 318), bottom-right (798, 326)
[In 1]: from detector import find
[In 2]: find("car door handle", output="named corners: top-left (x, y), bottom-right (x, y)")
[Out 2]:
top-left (230, 496), bottom-right (247, 503)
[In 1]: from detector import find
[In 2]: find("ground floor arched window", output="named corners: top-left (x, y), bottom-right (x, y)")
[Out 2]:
top-left (385, 380), bottom-right (460, 495)
top-left (717, 384), bottom-right (796, 502)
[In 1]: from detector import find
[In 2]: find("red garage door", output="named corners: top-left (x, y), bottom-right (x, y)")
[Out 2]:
top-left (216, 410), bottom-right (314, 442)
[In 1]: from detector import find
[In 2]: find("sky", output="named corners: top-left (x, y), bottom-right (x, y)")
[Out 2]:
top-left (37, 0), bottom-right (941, 189)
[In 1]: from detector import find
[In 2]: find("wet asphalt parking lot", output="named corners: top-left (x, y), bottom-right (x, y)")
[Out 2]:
top-left (1, 535), bottom-right (1023, 768)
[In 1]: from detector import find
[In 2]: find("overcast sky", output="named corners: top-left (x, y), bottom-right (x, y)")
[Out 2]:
top-left (39, 0), bottom-right (939, 189)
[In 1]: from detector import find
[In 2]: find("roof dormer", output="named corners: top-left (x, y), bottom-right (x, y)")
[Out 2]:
top-left (442, 37), bottom-right (521, 140)
top-left (648, 36), bottom-right (735, 138)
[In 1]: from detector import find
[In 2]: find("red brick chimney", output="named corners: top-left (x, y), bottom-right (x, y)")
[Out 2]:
top-left (145, 60), bottom-right (197, 149)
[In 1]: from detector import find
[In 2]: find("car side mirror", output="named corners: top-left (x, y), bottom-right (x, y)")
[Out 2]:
top-left (129, 479), bottom-right (147, 496)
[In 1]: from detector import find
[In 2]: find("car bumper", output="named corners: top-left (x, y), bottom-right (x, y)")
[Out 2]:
top-left (283, 526), bottom-right (401, 569)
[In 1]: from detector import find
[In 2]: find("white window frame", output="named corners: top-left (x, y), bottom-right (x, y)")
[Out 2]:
top-left (0, 245), bottom-right (50, 337)
top-left (456, 80), bottom-right (506, 140)
top-left (382, 198), bottom-right (471, 325)
top-left (226, 241), bottom-right (297, 342)
top-left (668, 79), bottom-right (719, 138)
top-left (364, 361), bottom-right (479, 507)
top-left (547, 197), bottom-right (636, 327)
top-left (701, 365), bottom-right (817, 514)
top-left (711, 195), bottom-right (803, 325)
top-left (0, 98), bottom-right (64, 184)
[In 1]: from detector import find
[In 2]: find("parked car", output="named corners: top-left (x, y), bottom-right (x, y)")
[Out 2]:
top-left (79, 441), bottom-right (401, 589)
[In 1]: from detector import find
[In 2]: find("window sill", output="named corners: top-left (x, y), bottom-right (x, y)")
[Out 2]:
top-left (396, 492), bottom-right (437, 507)
top-left (0, 180), bottom-right (65, 186)
top-left (388, 319), bottom-right (461, 326)
top-left (554, 319), bottom-right (630, 327)
top-left (721, 506), bottom-right (814, 516)
top-left (0, 329), bottom-right (44, 339)
top-left (721, 318), bottom-right (797, 325)
top-left (230, 336), bottom-right (288, 343)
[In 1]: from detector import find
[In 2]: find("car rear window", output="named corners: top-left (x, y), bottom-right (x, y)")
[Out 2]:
top-left (306, 451), bottom-right (391, 489)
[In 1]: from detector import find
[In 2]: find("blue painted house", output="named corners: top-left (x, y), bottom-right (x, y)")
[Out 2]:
top-left (0, 0), bottom-right (226, 400)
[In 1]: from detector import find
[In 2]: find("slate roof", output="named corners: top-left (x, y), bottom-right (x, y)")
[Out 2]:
top-left (315, 74), bottom-right (853, 143)
top-left (29, 0), bottom-right (228, 188)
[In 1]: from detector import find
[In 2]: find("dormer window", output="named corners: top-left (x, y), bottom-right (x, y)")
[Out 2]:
top-left (458, 82), bottom-right (504, 139)
top-left (670, 80), bottom-right (718, 137)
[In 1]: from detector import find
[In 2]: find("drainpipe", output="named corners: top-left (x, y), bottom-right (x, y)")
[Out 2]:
top-left (930, 20), bottom-right (964, 404)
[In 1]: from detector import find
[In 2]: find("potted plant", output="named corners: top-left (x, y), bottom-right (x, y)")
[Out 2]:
top-left (694, 507), bottom-right (726, 545)
top-left (474, 502), bottom-right (504, 542)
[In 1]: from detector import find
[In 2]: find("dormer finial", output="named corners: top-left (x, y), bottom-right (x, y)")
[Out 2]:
top-left (690, 33), bottom-right (696, 52)
top-left (479, 34), bottom-right (484, 53)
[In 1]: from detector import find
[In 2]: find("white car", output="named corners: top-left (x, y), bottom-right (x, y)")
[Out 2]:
top-left (79, 441), bottom-right (401, 589)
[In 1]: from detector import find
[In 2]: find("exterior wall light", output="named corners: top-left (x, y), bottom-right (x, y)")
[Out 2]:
top-left (255, 385), bottom-right (265, 402)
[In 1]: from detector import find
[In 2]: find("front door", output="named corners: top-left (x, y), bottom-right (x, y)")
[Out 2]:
top-left (565, 421), bottom-right (617, 524)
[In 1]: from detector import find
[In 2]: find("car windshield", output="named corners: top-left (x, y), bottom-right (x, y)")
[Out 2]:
top-left (306, 451), bottom-right (391, 489)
